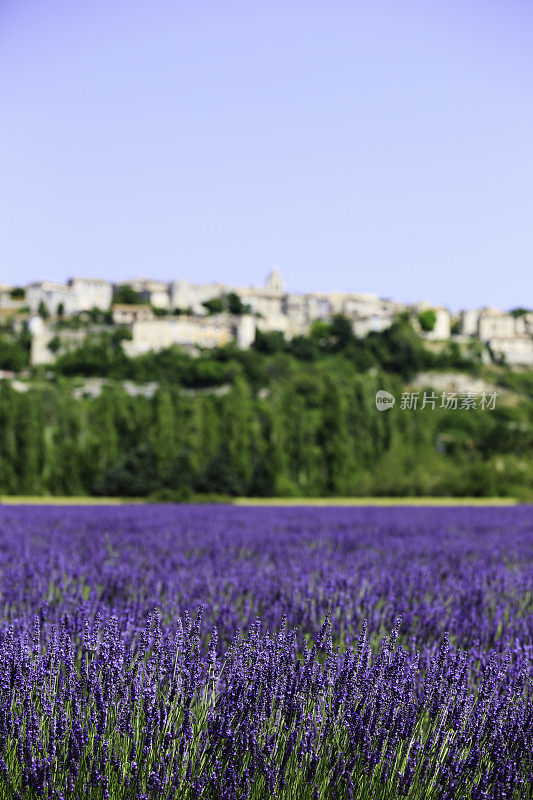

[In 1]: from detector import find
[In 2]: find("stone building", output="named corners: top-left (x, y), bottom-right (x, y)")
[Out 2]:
top-left (282, 293), bottom-right (329, 336)
top-left (111, 304), bottom-right (154, 325)
top-left (237, 269), bottom-right (286, 329)
top-left (170, 269), bottom-right (289, 331)
top-left (15, 268), bottom-right (533, 365)
top-left (114, 278), bottom-right (170, 308)
top-left (138, 280), bottom-right (170, 309)
top-left (28, 316), bottom-right (87, 365)
top-left (488, 336), bottom-right (533, 366)
top-left (123, 313), bottom-right (256, 356)
top-left (68, 278), bottom-right (112, 311)
top-left (410, 301), bottom-right (451, 340)
top-left (431, 308), bottom-right (452, 340)
top-left (169, 280), bottom-right (224, 313)
top-left (25, 281), bottom-right (77, 316)
top-left (418, 307), bottom-right (451, 340)
top-left (0, 285), bottom-right (27, 311)
top-left (340, 293), bottom-right (398, 338)
top-left (477, 308), bottom-right (517, 341)
top-left (342, 292), bottom-right (381, 319)
top-left (352, 313), bottom-right (394, 338)
top-left (459, 309), bottom-right (481, 336)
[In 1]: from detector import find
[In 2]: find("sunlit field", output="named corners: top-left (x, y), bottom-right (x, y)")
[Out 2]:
top-left (0, 496), bottom-right (519, 505)
top-left (0, 504), bottom-right (531, 799)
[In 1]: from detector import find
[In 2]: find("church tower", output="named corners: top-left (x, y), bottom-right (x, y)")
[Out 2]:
top-left (265, 267), bottom-right (285, 295)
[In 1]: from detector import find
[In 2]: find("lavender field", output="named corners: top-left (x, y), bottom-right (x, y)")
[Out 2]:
top-left (0, 505), bottom-right (531, 799)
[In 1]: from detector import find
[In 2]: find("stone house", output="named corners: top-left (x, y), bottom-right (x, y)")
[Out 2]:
top-left (68, 278), bottom-right (112, 311)
top-left (122, 313), bottom-right (256, 356)
top-left (111, 304), bottom-right (154, 325)
top-left (25, 282), bottom-right (78, 316)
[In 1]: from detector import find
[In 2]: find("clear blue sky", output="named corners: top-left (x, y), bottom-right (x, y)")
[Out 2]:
top-left (1, 0), bottom-right (532, 311)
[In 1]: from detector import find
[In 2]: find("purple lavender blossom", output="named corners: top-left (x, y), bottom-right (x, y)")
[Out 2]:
top-left (0, 504), bottom-right (530, 798)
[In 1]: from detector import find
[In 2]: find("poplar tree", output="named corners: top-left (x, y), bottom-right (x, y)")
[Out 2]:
top-left (150, 388), bottom-right (178, 484)
top-left (317, 375), bottom-right (353, 495)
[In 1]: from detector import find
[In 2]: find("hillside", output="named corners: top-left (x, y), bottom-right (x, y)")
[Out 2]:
top-left (0, 320), bottom-right (532, 499)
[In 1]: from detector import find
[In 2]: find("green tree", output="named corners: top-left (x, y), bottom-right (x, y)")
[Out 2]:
top-left (330, 314), bottom-right (355, 350)
top-left (202, 297), bottom-right (224, 314)
top-left (85, 391), bottom-right (120, 484)
top-left (281, 386), bottom-right (322, 494)
top-left (366, 322), bottom-right (433, 379)
top-left (286, 335), bottom-right (319, 361)
top-left (150, 388), bottom-right (178, 484)
top-left (316, 375), bottom-right (353, 494)
top-left (44, 399), bottom-right (84, 494)
top-left (187, 395), bottom-right (220, 474)
top-left (0, 335), bottom-right (30, 371)
top-left (15, 392), bottom-right (44, 494)
top-left (226, 292), bottom-right (251, 315)
top-left (252, 329), bottom-right (285, 354)
top-left (113, 285), bottom-right (143, 304)
top-left (418, 309), bottom-right (437, 332)
top-left (0, 335), bottom-right (532, 500)
top-left (309, 319), bottom-right (331, 346)
top-left (198, 447), bottom-right (244, 495)
top-left (0, 383), bottom-right (18, 493)
top-left (258, 390), bottom-right (293, 495)
top-left (48, 335), bottom-right (61, 354)
top-left (95, 443), bottom-right (158, 497)
top-left (220, 377), bottom-right (253, 490)
top-left (87, 306), bottom-right (111, 323)
top-left (165, 451), bottom-right (195, 492)
top-left (111, 326), bottom-right (132, 346)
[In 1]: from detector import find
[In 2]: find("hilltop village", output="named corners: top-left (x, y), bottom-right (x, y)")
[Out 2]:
top-left (1, 269), bottom-right (532, 367)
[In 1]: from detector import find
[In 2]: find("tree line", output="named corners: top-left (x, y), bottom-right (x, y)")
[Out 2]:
top-left (0, 356), bottom-right (531, 499)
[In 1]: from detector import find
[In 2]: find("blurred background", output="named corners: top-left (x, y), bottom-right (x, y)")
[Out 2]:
top-left (0, 0), bottom-right (532, 500)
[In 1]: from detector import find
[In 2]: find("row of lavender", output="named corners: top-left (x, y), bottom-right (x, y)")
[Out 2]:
top-left (0, 505), bottom-right (531, 798)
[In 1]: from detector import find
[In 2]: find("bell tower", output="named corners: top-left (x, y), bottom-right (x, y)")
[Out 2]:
top-left (265, 267), bottom-right (285, 294)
